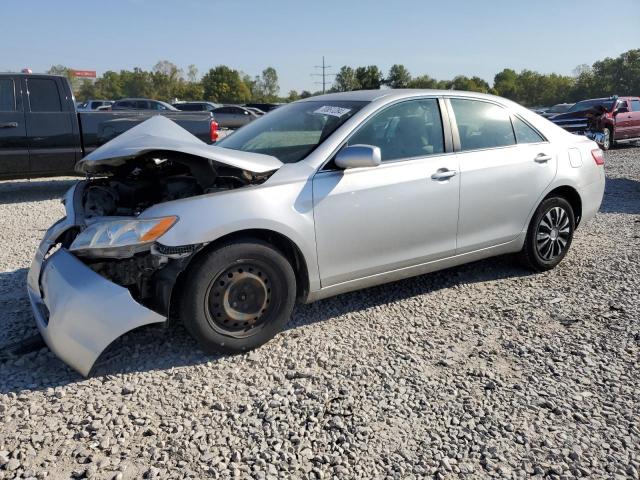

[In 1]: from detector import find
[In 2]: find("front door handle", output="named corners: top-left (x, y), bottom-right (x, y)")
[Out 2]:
top-left (0, 122), bottom-right (18, 128)
top-left (431, 168), bottom-right (457, 180)
top-left (534, 153), bottom-right (552, 163)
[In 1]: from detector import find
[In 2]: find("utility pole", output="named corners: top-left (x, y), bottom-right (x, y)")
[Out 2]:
top-left (311, 56), bottom-right (336, 94)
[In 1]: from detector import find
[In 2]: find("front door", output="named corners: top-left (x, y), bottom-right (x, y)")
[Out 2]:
top-left (313, 98), bottom-right (460, 287)
top-left (614, 100), bottom-right (632, 140)
top-left (627, 99), bottom-right (640, 138)
top-left (448, 98), bottom-right (557, 253)
top-left (0, 76), bottom-right (28, 177)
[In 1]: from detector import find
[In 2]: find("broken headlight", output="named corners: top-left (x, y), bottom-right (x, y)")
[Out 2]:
top-left (69, 216), bottom-right (178, 257)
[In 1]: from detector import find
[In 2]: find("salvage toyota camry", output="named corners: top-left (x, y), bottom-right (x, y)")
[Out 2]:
top-left (28, 90), bottom-right (605, 375)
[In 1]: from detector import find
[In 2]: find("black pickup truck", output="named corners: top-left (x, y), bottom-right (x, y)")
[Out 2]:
top-left (0, 73), bottom-right (218, 180)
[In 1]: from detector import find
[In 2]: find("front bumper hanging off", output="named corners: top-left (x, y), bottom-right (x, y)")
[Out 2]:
top-left (27, 184), bottom-right (166, 376)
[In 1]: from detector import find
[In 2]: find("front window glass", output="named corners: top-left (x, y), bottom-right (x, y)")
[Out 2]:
top-left (347, 99), bottom-right (444, 162)
top-left (568, 99), bottom-right (615, 112)
top-left (216, 100), bottom-right (367, 163)
top-left (450, 99), bottom-right (515, 151)
top-left (548, 104), bottom-right (570, 113)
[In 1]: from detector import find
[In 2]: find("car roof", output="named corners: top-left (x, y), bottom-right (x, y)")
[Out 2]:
top-left (297, 89), bottom-right (508, 103)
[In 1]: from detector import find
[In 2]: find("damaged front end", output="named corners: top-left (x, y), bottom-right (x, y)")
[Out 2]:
top-left (28, 116), bottom-right (282, 375)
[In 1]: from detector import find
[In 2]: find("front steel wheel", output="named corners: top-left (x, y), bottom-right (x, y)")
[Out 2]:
top-left (181, 239), bottom-right (296, 354)
top-left (205, 261), bottom-right (275, 338)
top-left (520, 197), bottom-right (575, 272)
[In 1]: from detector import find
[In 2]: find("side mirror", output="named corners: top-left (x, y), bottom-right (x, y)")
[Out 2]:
top-left (335, 144), bottom-right (382, 169)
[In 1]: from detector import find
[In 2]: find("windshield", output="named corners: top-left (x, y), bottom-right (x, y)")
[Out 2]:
top-left (568, 99), bottom-right (614, 113)
top-left (548, 104), bottom-right (571, 113)
top-left (216, 100), bottom-right (368, 163)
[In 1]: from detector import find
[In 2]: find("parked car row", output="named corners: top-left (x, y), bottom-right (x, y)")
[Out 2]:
top-left (79, 98), bottom-right (283, 129)
top-left (172, 102), bottom-right (282, 128)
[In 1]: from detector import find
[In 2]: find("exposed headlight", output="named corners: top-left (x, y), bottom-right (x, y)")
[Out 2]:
top-left (69, 216), bottom-right (178, 257)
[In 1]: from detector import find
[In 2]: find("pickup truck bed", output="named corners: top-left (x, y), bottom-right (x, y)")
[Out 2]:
top-left (0, 73), bottom-right (216, 180)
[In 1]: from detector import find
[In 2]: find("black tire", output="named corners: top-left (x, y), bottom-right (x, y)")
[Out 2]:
top-left (180, 239), bottom-right (296, 354)
top-left (601, 127), bottom-right (613, 151)
top-left (519, 197), bottom-right (575, 272)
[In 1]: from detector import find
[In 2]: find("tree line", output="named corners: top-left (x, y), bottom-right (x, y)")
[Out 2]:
top-left (331, 49), bottom-right (639, 106)
top-left (51, 61), bottom-right (283, 104)
top-left (56, 49), bottom-right (638, 107)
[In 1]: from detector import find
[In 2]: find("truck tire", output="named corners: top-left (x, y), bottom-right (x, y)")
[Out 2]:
top-left (180, 238), bottom-right (296, 354)
top-left (602, 127), bottom-right (613, 151)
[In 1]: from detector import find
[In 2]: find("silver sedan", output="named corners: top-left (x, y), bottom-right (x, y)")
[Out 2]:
top-left (28, 90), bottom-right (605, 375)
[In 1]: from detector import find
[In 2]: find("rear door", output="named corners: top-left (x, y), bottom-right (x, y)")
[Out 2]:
top-left (0, 76), bottom-right (29, 177)
top-left (23, 76), bottom-right (78, 175)
top-left (448, 97), bottom-right (557, 253)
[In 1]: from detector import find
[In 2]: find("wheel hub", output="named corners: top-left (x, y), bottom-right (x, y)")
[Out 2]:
top-left (206, 264), bottom-right (272, 333)
top-left (536, 206), bottom-right (570, 261)
top-left (222, 272), bottom-right (268, 321)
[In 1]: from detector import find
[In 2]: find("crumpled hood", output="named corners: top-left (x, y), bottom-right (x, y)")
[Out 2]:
top-left (76, 115), bottom-right (283, 175)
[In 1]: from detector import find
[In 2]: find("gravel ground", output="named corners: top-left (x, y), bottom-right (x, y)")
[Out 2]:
top-left (0, 147), bottom-right (638, 480)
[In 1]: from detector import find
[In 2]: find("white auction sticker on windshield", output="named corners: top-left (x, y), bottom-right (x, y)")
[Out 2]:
top-left (313, 105), bottom-right (351, 117)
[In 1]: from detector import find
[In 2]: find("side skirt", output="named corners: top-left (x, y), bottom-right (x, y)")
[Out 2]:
top-left (304, 236), bottom-right (525, 303)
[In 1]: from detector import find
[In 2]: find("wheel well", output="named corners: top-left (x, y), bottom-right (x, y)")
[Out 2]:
top-left (545, 186), bottom-right (582, 226)
top-left (168, 229), bottom-right (310, 322)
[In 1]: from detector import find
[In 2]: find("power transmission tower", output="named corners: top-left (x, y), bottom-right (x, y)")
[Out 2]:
top-left (311, 56), bottom-right (336, 94)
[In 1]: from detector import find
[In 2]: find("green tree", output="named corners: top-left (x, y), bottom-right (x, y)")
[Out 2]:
top-left (386, 64), bottom-right (411, 88)
top-left (95, 71), bottom-right (124, 99)
top-left (493, 68), bottom-right (519, 100)
top-left (287, 90), bottom-right (300, 102)
top-left (333, 66), bottom-right (360, 92)
top-left (299, 90), bottom-right (313, 98)
top-left (407, 74), bottom-right (438, 89)
top-left (259, 67), bottom-right (280, 101)
top-left (355, 66), bottom-right (383, 90)
top-left (201, 65), bottom-right (251, 103)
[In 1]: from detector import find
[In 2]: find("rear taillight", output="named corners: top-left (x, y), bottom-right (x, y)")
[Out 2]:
top-left (591, 149), bottom-right (605, 166)
top-left (210, 120), bottom-right (219, 142)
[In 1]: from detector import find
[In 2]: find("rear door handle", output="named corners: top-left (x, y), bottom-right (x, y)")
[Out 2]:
top-left (0, 122), bottom-right (18, 128)
top-left (431, 169), bottom-right (457, 180)
top-left (534, 153), bottom-right (552, 163)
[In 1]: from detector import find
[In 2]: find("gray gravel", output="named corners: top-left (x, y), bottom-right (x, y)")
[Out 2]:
top-left (1, 147), bottom-right (639, 479)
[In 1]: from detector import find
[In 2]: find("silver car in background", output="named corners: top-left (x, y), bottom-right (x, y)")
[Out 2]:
top-left (212, 105), bottom-right (260, 128)
top-left (28, 89), bottom-right (605, 375)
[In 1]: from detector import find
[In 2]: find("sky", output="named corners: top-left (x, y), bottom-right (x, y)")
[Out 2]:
top-left (2, 0), bottom-right (639, 94)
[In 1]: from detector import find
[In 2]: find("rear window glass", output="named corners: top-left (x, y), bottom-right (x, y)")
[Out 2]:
top-left (0, 79), bottom-right (15, 111)
top-left (28, 79), bottom-right (62, 112)
top-left (512, 116), bottom-right (545, 144)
